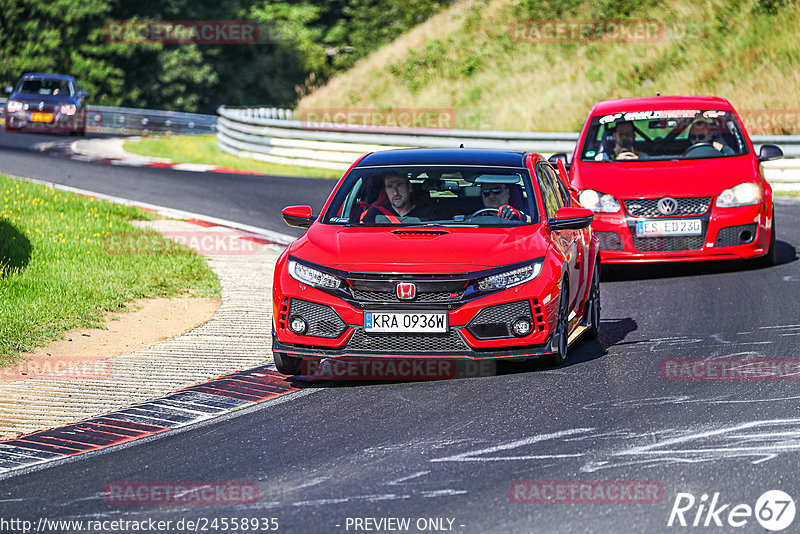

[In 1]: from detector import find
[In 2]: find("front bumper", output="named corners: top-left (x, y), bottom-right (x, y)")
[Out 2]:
top-left (4, 109), bottom-right (85, 132)
top-left (591, 202), bottom-right (771, 264)
top-left (272, 263), bottom-right (569, 362)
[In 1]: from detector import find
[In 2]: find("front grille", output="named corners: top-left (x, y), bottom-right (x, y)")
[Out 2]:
top-left (624, 197), bottom-right (711, 218)
top-left (631, 235), bottom-right (706, 252)
top-left (346, 328), bottom-right (468, 352)
top-left (288, 299), bottom-right (347, 338)
top-left (595, 231), bottom-right (623, 251)
top-left (467, 300), bottom-right (532, 339)
top-left (715, 223), bottom-right (757, 247)
top-left (350, 288), bottom-right (463, 303)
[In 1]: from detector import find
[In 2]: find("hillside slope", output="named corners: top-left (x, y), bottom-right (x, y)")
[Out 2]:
top-left (296, 0), bottom-right (800, 133)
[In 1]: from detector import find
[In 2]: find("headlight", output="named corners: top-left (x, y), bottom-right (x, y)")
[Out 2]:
top-left (60, 104), bottom-right (77, 115)
top-left (288, 260), bottom-right (341, 289)
top-left (6, 100), bottom-right (23, 112)
top-left (578, 189), bottom-right (620, 213)
top-left (477, 262), bottom-right (542, 291)
top-left (716, 182), bottom-right (760, 208)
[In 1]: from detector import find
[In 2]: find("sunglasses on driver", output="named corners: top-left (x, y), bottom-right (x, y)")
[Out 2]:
top-left (481, 186), bottom-right (507, 197)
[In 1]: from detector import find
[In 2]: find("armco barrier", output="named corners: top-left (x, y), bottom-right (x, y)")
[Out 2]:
top-left (215, 106), bottom-right (800, 188)
top-left (0, 98), bottom-right (216, 135)
top-left (216, 105), bottom-right (578, 171)
top-left (86, 105), bottom-right (216, 134)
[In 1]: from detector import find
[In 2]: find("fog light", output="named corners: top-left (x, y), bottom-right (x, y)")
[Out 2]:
top-left (289, 315), bottom-right (308, 335)
top-left (511, 317), bottom-right (532, 337)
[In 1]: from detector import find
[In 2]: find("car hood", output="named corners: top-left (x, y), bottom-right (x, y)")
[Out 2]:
top-left (289, 224), bottom-right (550, 273)
top-left (9, 93), bottom-right (77, 105)
top-left (573, 155), bottom-right (759, 198)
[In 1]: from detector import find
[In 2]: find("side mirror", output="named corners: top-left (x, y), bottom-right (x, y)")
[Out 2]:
top-left (758, 144), bottom-right (783, 162)
top-left (77, 90), bottom-right (89, 99)
top-left (548, 153), bottom-right (571, 172)
top-left (548, 207), bottom-right (593, 231)
top-left (4, 86), bottom-right (12, 95)
top-left (282, 205), bottom-right (316, 228)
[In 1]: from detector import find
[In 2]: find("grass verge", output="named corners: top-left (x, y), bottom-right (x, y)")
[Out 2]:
top-left (0, 174), bottom-right (221, 364)
top-left (124, 135), bottom-right (343, 179)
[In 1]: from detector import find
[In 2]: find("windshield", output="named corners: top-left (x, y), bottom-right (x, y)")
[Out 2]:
top-left (16, 78), bottom-right (74, 97)
top-left (580, 110), bottom-right (749, 162)
top-left (323, 165), bottom-right (538, 227)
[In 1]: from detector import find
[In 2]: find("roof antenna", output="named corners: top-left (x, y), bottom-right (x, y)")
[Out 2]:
top-left (656, 90), bottom-right (661, 96)
top-left (459, 143), bottom-right (464, 148)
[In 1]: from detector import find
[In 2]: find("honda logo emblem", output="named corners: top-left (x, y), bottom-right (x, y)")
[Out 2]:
top-left (396, 282), bottom-right (416, 300)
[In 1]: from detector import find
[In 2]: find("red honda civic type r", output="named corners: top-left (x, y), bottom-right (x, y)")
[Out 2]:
top-left (563, 96), bottom-right (782, 265)
top-left (271, 148), bottom-right (599, 376)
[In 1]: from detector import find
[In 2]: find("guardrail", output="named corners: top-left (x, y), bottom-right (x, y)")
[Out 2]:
top-left (1, 98), bottom-right (216, 135)
top-left (86, 106), bottom-right (216, 135)
top-left (216, 106), bottom-right (800, 182)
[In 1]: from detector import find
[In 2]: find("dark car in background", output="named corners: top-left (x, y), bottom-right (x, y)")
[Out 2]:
top-left (3, 73), bottom-right (88, 135)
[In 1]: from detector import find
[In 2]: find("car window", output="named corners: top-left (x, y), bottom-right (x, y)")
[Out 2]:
top-left (540, 163), bottom-right (570, 207)
top-left (580, 110), bottom-right (749, 161)
top-left (535, 164), bottom-right (563, 219)
top-left (17, 78), bottom-right (75, 97)
top-left (323, 165), bottom-right (538, 227)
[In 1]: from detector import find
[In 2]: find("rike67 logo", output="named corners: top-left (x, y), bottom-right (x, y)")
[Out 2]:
top-left (668, 490), bottom-right (796, 531)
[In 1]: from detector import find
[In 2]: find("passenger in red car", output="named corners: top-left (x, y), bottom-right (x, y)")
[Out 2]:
top-left (606, 121), bottom-right (644, 161)
top-left (361, 173), bottom-right (431, 223)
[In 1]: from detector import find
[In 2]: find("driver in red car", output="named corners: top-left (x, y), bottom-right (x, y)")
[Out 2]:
top-left (480, 183), bottom-right (530, 221)
top-left (688, 119), bottom-right (734, 155)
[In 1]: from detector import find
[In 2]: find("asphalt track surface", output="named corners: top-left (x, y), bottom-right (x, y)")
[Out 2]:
top-left (2, 130), bottom-right (800, 533)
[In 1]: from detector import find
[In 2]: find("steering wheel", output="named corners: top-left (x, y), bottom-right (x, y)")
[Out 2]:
top-left (466, 208), bottom-right (498, 219)
top-left (682, 142), bottom-right (715, 156)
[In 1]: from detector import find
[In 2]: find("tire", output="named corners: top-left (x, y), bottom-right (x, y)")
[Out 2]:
top-left (586, 259), bottom-right (601, 339)
top-left (548, 279), bottom-right (570, 366)
top-left (274, 352), bottom-right (302, 375)
top-left (761, 212), bottom-right (777, 267)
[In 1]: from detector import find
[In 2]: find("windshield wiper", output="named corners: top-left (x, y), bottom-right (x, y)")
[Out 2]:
top-left (419, 222), bottom-right (479, 228)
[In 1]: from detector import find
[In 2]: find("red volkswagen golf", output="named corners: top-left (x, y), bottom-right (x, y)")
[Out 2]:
top-left (272, 149), bottom-right (599, 376)
top-left (565, 96), bottom-right (782, 264)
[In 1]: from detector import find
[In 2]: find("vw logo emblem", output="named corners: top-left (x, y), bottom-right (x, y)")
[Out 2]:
top-left (38, 102), bottom-right (44, 111)
top-left (657, 197), bottom-right (678, 216)
top-left (396, 282), bottom-right (416, 300)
